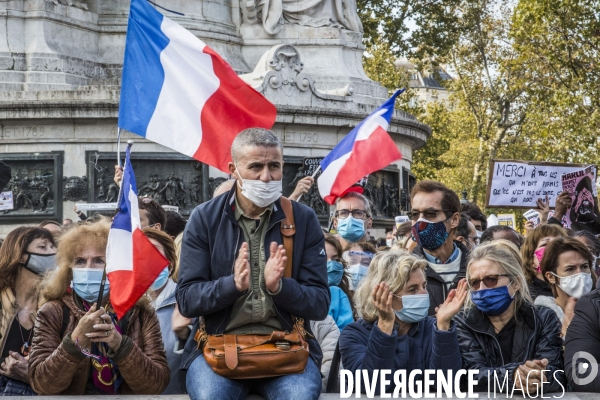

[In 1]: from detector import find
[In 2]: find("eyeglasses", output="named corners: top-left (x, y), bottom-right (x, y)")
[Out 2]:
top-left (336, 209), bottom-right (369, 219)
top-left (408, 209), bottom-right (453, 221)
top-left (468, 274), bottom-right (510, 290)
top-left (468, 236), bottom-right (481, 245)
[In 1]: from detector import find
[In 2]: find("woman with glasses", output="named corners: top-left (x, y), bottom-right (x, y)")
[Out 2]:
top-left (520, 224), bottom-right (567, 300)
top-left (342, 242), bottom-right (376, 291)
top-left (339, 251), bottom-right (466, 394)
top-left (536, 237), bottom-right (596, 340)
top-left (455, 240), bottom-right (565, 394)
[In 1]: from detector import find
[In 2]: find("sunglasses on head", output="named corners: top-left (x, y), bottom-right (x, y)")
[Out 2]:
top-left (468, 274), bottom-right (510, 290)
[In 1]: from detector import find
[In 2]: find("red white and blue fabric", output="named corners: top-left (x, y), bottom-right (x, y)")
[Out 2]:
top-left (317, 90), bottom-right (404, 204)
top-left (106, 146), bottom-right (169, 318)
top-left (118, 0), bottom-right (277, 172)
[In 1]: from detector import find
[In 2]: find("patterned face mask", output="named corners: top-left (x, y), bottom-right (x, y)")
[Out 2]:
top-left (411, 218), bottom-right (450, 251)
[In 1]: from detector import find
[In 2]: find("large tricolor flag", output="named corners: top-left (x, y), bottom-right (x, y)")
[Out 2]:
top-left (318, 90), bottom-right (404, 204)
top-left (106, 146), bottom-right (169, 318)
top-left (118, 0), bottom-right (277, 172)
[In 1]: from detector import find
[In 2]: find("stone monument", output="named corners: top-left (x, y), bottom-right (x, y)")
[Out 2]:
top-left (0, 0), bottom-right (429, 237)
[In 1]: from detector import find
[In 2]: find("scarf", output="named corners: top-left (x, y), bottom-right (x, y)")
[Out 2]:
top-left (78, 301), bottom-right (123, 394)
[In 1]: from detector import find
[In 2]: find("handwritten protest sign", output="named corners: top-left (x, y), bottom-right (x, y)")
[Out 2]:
top-left (395, 215), bottom-right (409, 229)
top-left (561, 166), bottom-right (600, 231)
top-left (0, 191), bottom-right (14, 211)
top-left (486, 160), bottom-right (590, 209)
top-left (497, 214), bottom-right (516, 229)
top-left (76, 203), bottom-right (118, 211)
top-left (523, 209), bottom-right (540, 227)
top-left (302, 158), bottom-right (324, 177)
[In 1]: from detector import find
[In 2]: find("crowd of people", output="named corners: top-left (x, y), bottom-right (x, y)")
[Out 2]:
top-left (0, 128), bottom-right (599, 398)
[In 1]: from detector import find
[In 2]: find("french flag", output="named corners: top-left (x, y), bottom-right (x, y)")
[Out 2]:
top-left (318, 90), bottom-right (404, 205)
top-left (118, 0), bottom-right (277, 172)
top-left (106, 146), bottom-right (169, 318)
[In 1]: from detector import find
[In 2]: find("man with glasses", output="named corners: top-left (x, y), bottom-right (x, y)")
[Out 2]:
top-left (409, 180), bottom-right (469, 315)
top-left (332, 192), bottom-right (373, 249)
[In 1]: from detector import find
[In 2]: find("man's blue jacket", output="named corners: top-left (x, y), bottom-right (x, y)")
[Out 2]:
top-left (176, 185), bottom-right (330, 369)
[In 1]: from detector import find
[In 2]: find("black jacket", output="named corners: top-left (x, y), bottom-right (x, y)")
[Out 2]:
top-left (455, 302), bottom-right (565, 393)
top-left (565, 289), bottom-right (600, 392)
top-left (176, 186), bottom-right (330, 369)
top-left (412, 241), bottom-right (469, 315)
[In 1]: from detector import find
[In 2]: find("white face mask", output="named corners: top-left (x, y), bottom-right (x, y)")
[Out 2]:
top-left (235, 164), bottom-right (282, 208)
top-left (552, 272), bottom-right (593, 299)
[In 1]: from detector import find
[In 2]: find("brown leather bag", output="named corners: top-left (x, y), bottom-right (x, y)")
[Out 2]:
top-left (194, 197), bottom-right (310, 379)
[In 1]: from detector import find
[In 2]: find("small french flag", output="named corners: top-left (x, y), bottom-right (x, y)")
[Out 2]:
top-left (106, 146), bottom-right (169, 318)
top-left (118, 0), bottom-right (277, 172)
top-left (317, 90), bottom-right (404, 205)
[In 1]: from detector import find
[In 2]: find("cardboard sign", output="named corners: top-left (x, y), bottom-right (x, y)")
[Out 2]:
top-left (302, 157), bottom-right (324, 177)
top-left (561, 165), bottom-right (600, 231)
top-left (395, 215), bottom-right (409, 229)
top-left (0, 191), bottom-right (14, 211)
top-left (523, 209), bottom-right (541, 227)
top-left (497, 213), bottom-right (516, 229)
top-left (486, 160), bottom-right (591, 209)
top-left (76, 203), bottom-right (118, 211)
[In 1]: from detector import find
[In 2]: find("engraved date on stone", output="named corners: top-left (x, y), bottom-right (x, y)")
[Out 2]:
top-left (3, 126), bottom-right (45, 138)
top-left (280, 132), bottom-right (319, 143)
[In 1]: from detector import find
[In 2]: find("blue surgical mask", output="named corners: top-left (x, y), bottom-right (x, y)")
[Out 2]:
top-left (150, 267), bottom-right (170, 291)
top-left (72, 268), bottom-right (110, 303)
top-left (327, 261), bottom-right (344, 287)
top-left (348, 264), bottom-right (369, 289)
top-left (393, 294), bottom-right (430, 323)
top-left (337, 216), bottom-right (366, 243)
top-left (471, 284), bottom-right (514, 316)
top-left (411, 218), bottom-right (450, 251)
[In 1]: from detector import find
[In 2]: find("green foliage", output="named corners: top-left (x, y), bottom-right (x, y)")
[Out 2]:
top-left (359, 0), bottom-right (600, 211)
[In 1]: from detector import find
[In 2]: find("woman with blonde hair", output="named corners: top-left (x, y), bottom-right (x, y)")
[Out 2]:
top-left (339, 251), bottom-right (466, 394)
top-left (455, 240), bottom-right (564, 394)
top-left (28, 218), bottom-right (169, 395)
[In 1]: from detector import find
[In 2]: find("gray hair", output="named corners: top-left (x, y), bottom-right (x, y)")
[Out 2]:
top-left (231, 128), bottom-right (283, 164)
top-left (335, 191), bottom-right (372, 218)
top-left (464, 239), bottom-right (532, 312)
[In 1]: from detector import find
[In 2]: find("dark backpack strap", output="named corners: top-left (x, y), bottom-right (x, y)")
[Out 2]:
top-left (326, 340), bottom-right (342, 393)
top-left (60, 303), bottom-right (70, 339)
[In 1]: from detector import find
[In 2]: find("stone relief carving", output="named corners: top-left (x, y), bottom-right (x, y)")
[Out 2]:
top-left (240, 0), bottom-right (363, 35)
top-left (46, 0), bottom-right (89, 10)
top-left (63, 176), bottom-right (88, 201)
top-left (4, 173), bottom-right (55, 213)
top-left (209, 177), bottom-right (228, 199)
top-left (242, 44), bottom-right (354, 100)
top-left (362, 172), bottom-right (401, 218)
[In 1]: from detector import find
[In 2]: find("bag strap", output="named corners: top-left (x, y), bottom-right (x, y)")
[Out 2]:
top-left (326, 341), bottom-right (342, 393)
top-left (60, 303), bottom-right (70, 339)
top-left (279, 197), bottom-right (295, 278)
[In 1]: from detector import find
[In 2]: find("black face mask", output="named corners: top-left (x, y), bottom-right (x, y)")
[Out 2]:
top-left (23, 252), bottom-right (57, 275)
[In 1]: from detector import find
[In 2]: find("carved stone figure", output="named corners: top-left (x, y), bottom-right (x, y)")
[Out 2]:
top-left (242, 0), bottom-right (363, 35)
top-left (209, 177), bottom-right (227, 198)
top-left (38, 178), bottom-right (53, 211)
top-left (63, 176), bottom-right (88, 202)
top-left (46, 0), bottom-right (88, 10)
top-left (189, 176), bottom-right (201, 204)
top-left (14, 177), bottom-right (34, 211)
top-left (139, 175), bottom-right (160, 199)
top-left (160, 173), bottom-right (178, 206)
top-left (289, 166), bottom-right (304, 187)
top-left (105, 182), bottom-right (118, 203)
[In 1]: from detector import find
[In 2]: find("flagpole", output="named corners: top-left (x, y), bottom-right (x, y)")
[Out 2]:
top-left (98, 140), bottom-right (134, 308)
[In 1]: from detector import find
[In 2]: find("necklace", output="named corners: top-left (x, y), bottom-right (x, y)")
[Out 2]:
top-left (16, 315), bottom-right (33, 357)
